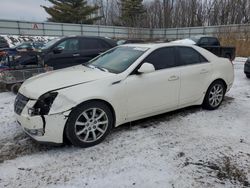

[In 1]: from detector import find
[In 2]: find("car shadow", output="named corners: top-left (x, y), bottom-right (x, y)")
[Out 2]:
top-left (113, 95), bottom-right (235, 133)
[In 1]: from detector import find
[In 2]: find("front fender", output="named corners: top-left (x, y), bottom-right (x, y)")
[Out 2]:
top-left (48, 77), bottom-right (127, 126)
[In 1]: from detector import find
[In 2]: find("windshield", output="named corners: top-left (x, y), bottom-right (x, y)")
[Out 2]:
top-left (42, 38), bottom-right (61, 50)
top-left (13, 42), bottom-right (28, 48)
top-left (88, 46), bottom-right (148, 74)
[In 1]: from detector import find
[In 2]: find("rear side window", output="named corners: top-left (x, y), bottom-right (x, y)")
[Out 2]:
top-left (143, 47), bottom-right (176, 70)
top-left (208, 38), bottom-right (220, 46)
top-left (178, 47), bottom-right (208, 65)
top-left (199, 38), bottom-right (209, 45)
top-left (81, 38), bottom-right (109, 49)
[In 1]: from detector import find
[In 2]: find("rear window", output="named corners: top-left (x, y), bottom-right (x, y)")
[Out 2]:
top-left (208, 38), bottom-right (220, 46)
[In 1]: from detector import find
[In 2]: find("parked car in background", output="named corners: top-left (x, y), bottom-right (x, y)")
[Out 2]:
top-left (117, 39), bottom-right (145, 45)
top-left (0, 41), bottom-right (46, 64)
top-left (244, 57), bottom-right (250, 78)
top-left (15, 43), bottom-right (234, 147)
top-left (0, 36), bottom-right (9, 49)
top-left (173, 36), bottom-right (236, 61)
top-left (40, 36), bottom-right (117, 70)
top-left (13, 42), bottom-right (45, 51)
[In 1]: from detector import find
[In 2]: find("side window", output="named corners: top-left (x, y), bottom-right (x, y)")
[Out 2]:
top-left (208, 38), bottom-right (219, 46)
top-left (143, 47), bottom-right (176, 70)
top-left (199, 38), bottom-right (209, 45)
top-left (178, 47), bottom-right (208, 65)
top-left (81, 38), bottom-right (106, 50)
top-left (56, 38), bottom-right (79, 51)
top-left (100, 40), bottom-right (111, 48)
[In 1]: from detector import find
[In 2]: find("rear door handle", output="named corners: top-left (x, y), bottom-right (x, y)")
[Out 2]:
top-left (168, 75), bottom-right (179, 81)
top-left (200, 69), bottom-right (209, 74)
top-left (73, 53), bottom-right (80, 57)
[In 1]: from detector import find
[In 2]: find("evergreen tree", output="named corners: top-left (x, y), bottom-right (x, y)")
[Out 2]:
top-left (41, 0), bottom-right (100, 24)
top-left (120, 0), bottom-right (145, 27)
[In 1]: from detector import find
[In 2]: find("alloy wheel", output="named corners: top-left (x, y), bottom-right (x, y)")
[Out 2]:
top-left (208, 84), bottom-right (224, 108)
top-left (74, 108), bottom-right (109, 143)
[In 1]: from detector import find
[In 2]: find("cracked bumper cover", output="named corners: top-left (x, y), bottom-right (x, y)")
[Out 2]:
top-left (15, 100), bottom-right (70, 144)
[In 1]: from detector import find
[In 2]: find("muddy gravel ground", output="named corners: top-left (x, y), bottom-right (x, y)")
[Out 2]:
top-left (0, 60), bottom-right (249, 188)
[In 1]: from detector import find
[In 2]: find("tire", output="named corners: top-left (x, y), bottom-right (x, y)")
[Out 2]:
top-left (65, 101), bottom-right (114, 148)
top-left (246, 74), bottom-right (250, 79)
top-left (5, 84), bottom-right (13, 91)
top-left (11, 83), bottom-right (21, 94)
top-left (202, 80), bottom-right (226, 110)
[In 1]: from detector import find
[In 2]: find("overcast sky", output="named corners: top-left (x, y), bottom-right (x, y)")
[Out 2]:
top-left (0, 0), bottom-right (51, 21)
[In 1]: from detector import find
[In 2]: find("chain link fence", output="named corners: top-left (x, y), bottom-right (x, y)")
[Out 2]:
top-left (1, 19), bottom-right (250, 40)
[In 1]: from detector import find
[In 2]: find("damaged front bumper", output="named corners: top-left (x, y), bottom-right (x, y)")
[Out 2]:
top-left (15, 100), bottom-right (70, 144)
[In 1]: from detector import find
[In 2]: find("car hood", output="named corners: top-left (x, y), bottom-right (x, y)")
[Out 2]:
top-left (19, 65), bottom-right (114, 99)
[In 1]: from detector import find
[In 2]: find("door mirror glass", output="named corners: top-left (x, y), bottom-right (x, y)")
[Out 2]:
top-left (53, 46), bottom-right (64, 54)
top-left (137, 62), bottom-right (155, 74)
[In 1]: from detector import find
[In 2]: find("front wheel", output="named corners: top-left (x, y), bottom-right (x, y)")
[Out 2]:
top-left (65, 101), bottom-right (114, 148)
top-left (202, 81), bottom-right (226, 110)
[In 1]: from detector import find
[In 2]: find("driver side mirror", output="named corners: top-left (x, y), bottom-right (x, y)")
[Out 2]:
top-left (137, 62), bottom-right (155, 74)
top-left (53, 46), bottom-right (64, 54)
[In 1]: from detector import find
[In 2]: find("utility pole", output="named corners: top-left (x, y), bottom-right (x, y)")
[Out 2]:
top-left (163, 0), bottom-right (166, 28)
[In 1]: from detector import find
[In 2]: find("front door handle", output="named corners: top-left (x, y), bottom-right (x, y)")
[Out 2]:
top-left (73, 53), bottom-right (80, 57)
top-left (200, 69), bottom-right (209, 74)
top-left (168, 75), bottom-right (179, 81)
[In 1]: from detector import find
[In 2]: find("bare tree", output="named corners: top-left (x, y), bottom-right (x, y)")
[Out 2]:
top-left (90, 0), bottom-right (250, 28)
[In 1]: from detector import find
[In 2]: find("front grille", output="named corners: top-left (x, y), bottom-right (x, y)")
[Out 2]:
top-left (14, 93), bottom-right (29, 115)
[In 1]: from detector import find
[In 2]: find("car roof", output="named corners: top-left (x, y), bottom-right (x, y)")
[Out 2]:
top-left (62, 35), bottom-right (112, 40)
top-left (61, 36), bottom-right (117, 46)
top-left (122, 42), bottom-right (219, 61)
top-left (122, 43), bottom-right (197, 49)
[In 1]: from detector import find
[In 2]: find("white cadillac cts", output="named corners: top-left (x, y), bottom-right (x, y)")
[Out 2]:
top-left (15, 43), bottom-right (234, 147)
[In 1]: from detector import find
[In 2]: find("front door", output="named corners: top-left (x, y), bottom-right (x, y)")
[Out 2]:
top-left (46, 38), bottom-right (81, 69)
top-left (125, 47), bottom-right (181, 120)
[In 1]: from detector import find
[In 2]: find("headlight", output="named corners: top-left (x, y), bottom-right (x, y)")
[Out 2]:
top-left (29, 92), bottom-right (58, 116)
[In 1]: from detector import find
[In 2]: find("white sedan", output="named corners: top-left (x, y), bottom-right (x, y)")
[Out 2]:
top-left (14, 43), bottom-right (234, 147)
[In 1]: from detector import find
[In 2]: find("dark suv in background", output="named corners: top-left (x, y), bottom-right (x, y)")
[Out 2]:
top-left (40, 36), bottom-right (116, 69)
top-left (244, 57), bottom-right (250, 78)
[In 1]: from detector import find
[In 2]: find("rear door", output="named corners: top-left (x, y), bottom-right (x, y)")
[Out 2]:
top-left (177, 46), bottom-right (212, 106)
top-left (78, 38), bottom-right (111, 64)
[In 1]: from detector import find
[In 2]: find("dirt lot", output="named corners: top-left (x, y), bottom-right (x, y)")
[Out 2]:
top-left (0, 59), bottom-right (249, 188)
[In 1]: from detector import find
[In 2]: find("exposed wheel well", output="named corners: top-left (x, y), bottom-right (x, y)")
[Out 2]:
top-left (210, 79), bottom-right (227, 92)
top-left (78, 99), bottom-right (116, 126)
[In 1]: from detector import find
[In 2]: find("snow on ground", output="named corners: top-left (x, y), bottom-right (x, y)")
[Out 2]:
top-left (0, 59), bottom-right (250, 188)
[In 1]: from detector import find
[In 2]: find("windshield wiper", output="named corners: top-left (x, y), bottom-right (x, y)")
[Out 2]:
top-left (83, 64), bottom-right (109, 72)
top-left (96, 67), bottom-right (109, 72)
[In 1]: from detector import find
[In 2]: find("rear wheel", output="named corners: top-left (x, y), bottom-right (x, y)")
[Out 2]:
top-left (202, 80), bottom-right (226, 110)
top-left (65, 101), bottom-right (114, 148)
